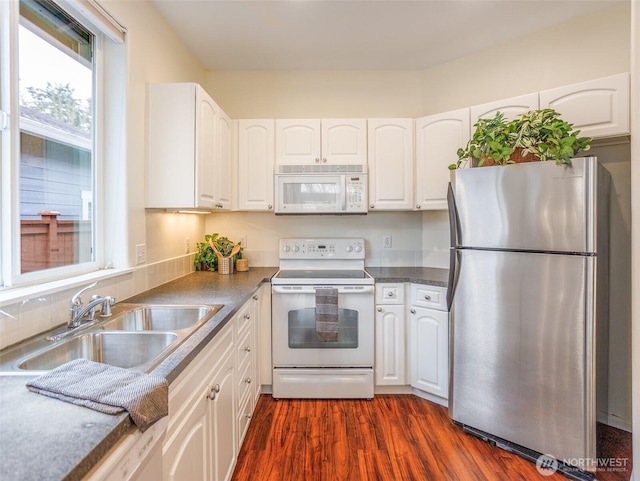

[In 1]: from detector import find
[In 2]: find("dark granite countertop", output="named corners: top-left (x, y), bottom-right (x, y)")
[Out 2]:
top-left (366, 267), bottom-right (449, 287)
top-left (0, 265), bottom-right (446, 481)
top-left (0, 267), bottom-right (277, 481)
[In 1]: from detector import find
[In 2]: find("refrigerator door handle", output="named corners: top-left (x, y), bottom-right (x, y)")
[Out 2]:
top-left (447, 182), bottom-right (460, 310)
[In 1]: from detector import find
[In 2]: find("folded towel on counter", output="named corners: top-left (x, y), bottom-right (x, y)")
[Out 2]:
top-left (315, 287), bottom-right (339, 342)
top-left (26, 359), bottom-right (168, 432)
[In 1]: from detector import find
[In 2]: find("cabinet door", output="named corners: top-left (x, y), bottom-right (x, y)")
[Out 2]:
top-left (367, 119), bottom-right (414, 210)
top-left (321, 119), bottom-right (367, 164)
top-left (470, 92), bottom-right (539, 125)
top-left (209, 351), bottom-right (237, 481)
top-left (415, 109), bottom-right (469, 210)
top-left (196, 86), bottom-right (218, 209)
top-left (409, 306), bottom-right (449, 399)
top-left (375, 304), bottom-right (406, 385)
top-left (539, 73), bottom-right (629, 138)
top-left (215, 108), bottom-right (232, 210)
top-left (275, 119), bottom-right (321, 164)
top-left (163, 392), bottom-right (209, 481)
top-left (237, 120), bottom-right (275, 211)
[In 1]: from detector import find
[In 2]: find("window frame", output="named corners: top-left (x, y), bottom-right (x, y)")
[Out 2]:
top-left (1, 0), bottom-right (110, 288)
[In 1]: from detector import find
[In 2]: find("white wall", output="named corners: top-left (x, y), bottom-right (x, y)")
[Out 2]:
top-left (204, 211), bottom-right (426, 268)
top-left (102, 0), bottom-right (209, 265)
top-left (418, 4), bottom-right (631, 115)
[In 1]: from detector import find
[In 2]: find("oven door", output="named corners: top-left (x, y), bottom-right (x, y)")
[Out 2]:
top-left (272, 284), bottom-right (374, 367)
top-left (275, 174), bottom-right (346, 214)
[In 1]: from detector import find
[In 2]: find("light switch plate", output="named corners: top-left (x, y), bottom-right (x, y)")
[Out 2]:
top-left (135, 244), bottom-right (146, 265)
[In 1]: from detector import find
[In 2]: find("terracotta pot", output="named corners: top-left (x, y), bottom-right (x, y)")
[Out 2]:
top-left (475, 148), bottom-right (539, 167)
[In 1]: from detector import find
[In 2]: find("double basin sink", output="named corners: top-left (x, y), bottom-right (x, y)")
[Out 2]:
top-left (0, 303), bottom-right (223, 375)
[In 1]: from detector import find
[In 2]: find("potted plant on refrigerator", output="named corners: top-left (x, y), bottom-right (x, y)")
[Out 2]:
top-left (449, 108), bottom-right (592, 170)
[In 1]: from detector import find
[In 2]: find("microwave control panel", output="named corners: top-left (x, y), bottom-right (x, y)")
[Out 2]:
top-left (346, 176), bottom-right (367, 212)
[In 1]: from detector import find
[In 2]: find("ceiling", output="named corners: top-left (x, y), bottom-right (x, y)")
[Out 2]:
top-left (150, 0), bottom-right (627, 71)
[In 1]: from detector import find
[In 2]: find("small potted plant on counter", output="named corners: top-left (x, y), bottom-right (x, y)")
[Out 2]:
top-left (194, 233), bottom-right (243, 273)
top-left (449, 108), bottom-right (592, 169)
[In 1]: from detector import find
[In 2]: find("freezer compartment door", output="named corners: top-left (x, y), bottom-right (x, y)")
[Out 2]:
top-left (451, 157), bottom-right (600, 253)
top-left (450, 249), bottom-right (596, 463)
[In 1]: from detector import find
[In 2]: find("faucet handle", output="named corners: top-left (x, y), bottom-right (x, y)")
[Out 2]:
top-left (100, 296), bottom-right (116, 317)
top-left (71, 281), bottom-right (98, 306)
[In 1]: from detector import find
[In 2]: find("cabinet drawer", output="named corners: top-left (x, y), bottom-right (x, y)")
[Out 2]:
top-left (236, 301), bottom-right (253, 336)
top-left (410, 284), bottom-right (447, 311)
top-left (236, 327), bottom-right (253, 372)
top-left (237, 356), bottom-right (253, 408)
top-left (375, 283), bottom-right (404, 305)
top-left (237, 394), bottom-right (254, 448)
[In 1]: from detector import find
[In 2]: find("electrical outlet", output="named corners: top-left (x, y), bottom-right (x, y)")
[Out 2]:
top-left (240, 235), bottom-right (248, 249)
top-left (383, 235), bottom-right (392, 249)
top-left (135, 244), bottom-right (147, 265)
top-left (185, 237), bottom-right (190, 254)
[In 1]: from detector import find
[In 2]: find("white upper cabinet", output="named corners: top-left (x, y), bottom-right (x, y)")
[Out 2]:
top-left (470, 92), bottom-right (539, 125)
top-left (148, 83), bottom-right (218, 209)
top-left (216, 108), bottom-right (232, 210)
top-left (275, 119), bottom-right (366, 164)
top-left (415, 108), bottom-right (470, 210)
top-left (367, 119), bottom-right (414, 211)
top-left (237, 119), bottom-right (275, 211)
top-left (539, 73), bottom-right (630, 139)
top-left (321, 119), bottom-right (367, 164)
top-left (147, 83), bottom-right (230, 211)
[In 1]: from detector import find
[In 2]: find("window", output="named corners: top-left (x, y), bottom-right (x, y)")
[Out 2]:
top-left (19, 1), bottom-right (95, 275)
top-left (1, 0), bottom-right (126, 288)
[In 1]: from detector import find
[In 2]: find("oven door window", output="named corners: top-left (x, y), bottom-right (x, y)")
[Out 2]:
top-left (288, 307), bottom-right (358, 348)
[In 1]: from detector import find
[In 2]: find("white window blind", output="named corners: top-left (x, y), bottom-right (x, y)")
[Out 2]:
top-left (64, 0), bottom-right (126, 43)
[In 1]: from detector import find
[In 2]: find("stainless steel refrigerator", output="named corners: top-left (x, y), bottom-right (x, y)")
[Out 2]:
top-left (447, 157), bottom-right (609, 478)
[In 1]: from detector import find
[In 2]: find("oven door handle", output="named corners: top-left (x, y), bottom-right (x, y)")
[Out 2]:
top-left (272, 285), bottom-right (375, 294)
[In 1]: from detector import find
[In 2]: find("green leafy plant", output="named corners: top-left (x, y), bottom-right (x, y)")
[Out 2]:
top-left (512, 109), bottom-right (592, 164)
top-left (194, 233), bottom-right (242, 272)
top-left (451, 112), bottom-right (516, 169)
top-left (450, 109), bottom-right (592, 169)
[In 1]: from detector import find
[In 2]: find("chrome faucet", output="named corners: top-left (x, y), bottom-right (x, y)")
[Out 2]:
top-left (68, 282), bottom-right (116, 328)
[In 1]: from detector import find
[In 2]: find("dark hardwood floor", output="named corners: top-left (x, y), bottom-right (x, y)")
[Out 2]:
top-left (232, 394), bottom-right (632, 481)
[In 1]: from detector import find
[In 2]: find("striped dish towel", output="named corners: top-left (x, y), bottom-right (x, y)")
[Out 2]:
top-left (26, 359), bottom-right (168, 432)
top-left (315, 287), bottom-right (339, 342)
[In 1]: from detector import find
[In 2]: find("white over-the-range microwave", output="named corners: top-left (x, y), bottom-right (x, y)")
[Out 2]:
top-left (274, 164), bottom-right (368, 215)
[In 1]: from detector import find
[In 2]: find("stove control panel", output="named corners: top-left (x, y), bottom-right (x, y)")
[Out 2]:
top-left (279, 238), bottom-right (365, 259)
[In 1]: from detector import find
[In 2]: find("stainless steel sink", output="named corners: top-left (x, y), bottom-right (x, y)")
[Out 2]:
top-left (0, 302), bottom-right (223, 374)
top-left (18, 331), bottom-right (178, 371)
top-left (100, 305), bottom-right (216, 331)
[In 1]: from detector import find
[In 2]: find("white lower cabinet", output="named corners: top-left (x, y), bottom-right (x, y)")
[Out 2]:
top-left (374, 283), bottom-right (405, 386)
top-left (163, 293), bottom-right (261, 481)
top-left (409, 284), bottom-right (449, 400)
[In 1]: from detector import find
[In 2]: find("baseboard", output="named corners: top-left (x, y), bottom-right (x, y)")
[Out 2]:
top-left (597, 411), bottom-right (632, 432)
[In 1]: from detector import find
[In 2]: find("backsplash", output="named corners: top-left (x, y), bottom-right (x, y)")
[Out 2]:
top-left (0, 254), bottom-right (195, 350)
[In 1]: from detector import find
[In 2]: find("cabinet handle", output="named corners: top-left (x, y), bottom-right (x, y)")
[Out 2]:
top-left (376, 307), bottom-right (382, 312)
top-left (268, 204), bottom-right (273, 209)
top-left (370, 204), bottom-right (375, 209)
top-left (424, 295), bottom-right (431, 301)
top-left (253, 294), bottom-right (259, 300)
top-left (244, 345), bottom-right (251, 352)
top-left (207, 386), bottom-right (217, 400)
top-left (245, 413), bottom-right (252, 419)
top-left (322, 158), bottom-right (327, 163)
top-left (244, 377), bottom-right (252, 384)
top-left (387, 292), bottom-right (394, 297)
top-left (244, 314), bottom-right (250, 320)
top-left (213, 384), bottom-right (220, 393)
top-left (315, 158), bottom-right (320, 163)
top-left (416, 204), bottom-right (421, 209)
top-left (410, 309), bottom-right (416, 314)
